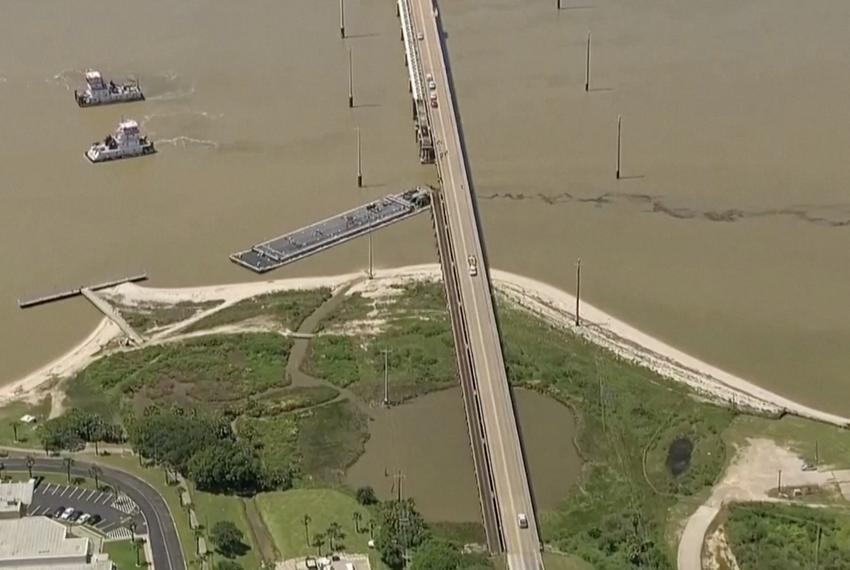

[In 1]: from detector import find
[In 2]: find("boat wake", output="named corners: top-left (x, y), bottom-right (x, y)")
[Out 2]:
top-left (154, 136), bottom-right (219, 150)
top-left (47, 68), bottom-right (86, 91)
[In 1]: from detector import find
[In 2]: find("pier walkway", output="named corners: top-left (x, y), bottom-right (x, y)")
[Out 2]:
top-left (399, 1), bottom-right (543, 568)
top-left (231, 187), bottom-right (431, 273)
top-left (17, 274), bottom-right (147, 309)
top-left (80, 288), bottom-right (144, 345)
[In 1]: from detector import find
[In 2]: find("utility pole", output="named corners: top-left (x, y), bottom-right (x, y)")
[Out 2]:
top-left (777, 469), bottom-right (782, 495)
top-left (814, 524), bottom-right (822, 570)
top-left (575, 257), bottom-right (582, 326)
top-left (339, 0), bottom-right (346, 38)
top-left (383, 348), bottom-right (390, 406)
top-left (356, 127), bottom-right (363, 187)
top-left (616, 114), bottom-right (622, 180)
top-left (596, 356), bottom-right (606, 433)
top-left (348, 48), bottom-right (354, 108)
top-left (815, 439), bottom-right (820, 465)
top-left (367, 231), bottom-right (374, 279)
top-left (585, 31), bottom-right (592, 92)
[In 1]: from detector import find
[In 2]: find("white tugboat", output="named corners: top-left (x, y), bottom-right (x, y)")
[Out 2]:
top-left (75, 70), bottom-right (144, 107)
top-left (86, 119), bottom-right (155, 163)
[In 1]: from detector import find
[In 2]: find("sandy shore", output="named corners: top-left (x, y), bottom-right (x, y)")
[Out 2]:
top-left (3, 263), bottom-right (849, 428)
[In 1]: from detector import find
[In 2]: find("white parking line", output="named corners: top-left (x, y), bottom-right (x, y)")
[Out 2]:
top-left (59, 486), bottom-right (71, 497)
top-left (30, 506), bottom-right (45, 516)
top-left (98, 493), bottom-right (112, 504)
top-left (99, 522), bottom-right (115, 532)
top-left (50, 485), bottom-right (59, 496)
top-left (67, 488), bottom-right (79, 499)
top-left (39, 484), bottom-right (50, 494)
top-left (85, 489), bottom-right (97, 501)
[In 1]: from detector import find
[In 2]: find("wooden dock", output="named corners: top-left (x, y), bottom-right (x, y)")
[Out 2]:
top-left (80, 288), bottom-right (144, 345)
top-left (17, 274), bottom-right (148, 309)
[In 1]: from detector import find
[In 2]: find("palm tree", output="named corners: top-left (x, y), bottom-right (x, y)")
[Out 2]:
top-left (311, 532), bottom-right (326, 556)
top-left (10, 421), bottom-right (19, 443)
top-left (368, 519), bottom-right (375, 539)
top-left (303, 514), bottom-right (312, 546)
top-left (353, 511), bottom-right (362, 533)
top-left (89, 465), bottom-right (103, 490)
top-left (133, 537), bottom-right (145, 566)
top-left (25, 456), bottom-right (35, 479)
top-left (62, 456), bottom-right (74, 484)
top-left (326, 521), bottom-right (344, 552)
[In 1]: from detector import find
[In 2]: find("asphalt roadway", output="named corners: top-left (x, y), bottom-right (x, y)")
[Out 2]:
top-left (408, 1), bottom-right (544, 569)
top-left (4, 456), bottom-right (186, 570)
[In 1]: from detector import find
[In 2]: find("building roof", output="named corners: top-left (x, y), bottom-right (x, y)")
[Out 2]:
top-left (0, 480), bottom-right (34, 506)
top-left (0, 517), bottom-right (90, 565)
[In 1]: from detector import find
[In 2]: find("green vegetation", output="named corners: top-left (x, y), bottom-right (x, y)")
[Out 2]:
top-left (254, 488), bottom-right (373, 558)
top-left (0, 397), bottom-right (50, 447)
top-left (67, 333), bottom-right (291, 417)
top-left (498, 300), bottom-right (735, 569)
top-left (103, 539), bottom-right (145, 569)
top-left (376, 498), bottom-right (428, 569)
top-left (116, 300), bottom-right (222, 332)
top-left (297, 400), bottom-right (369, 485)
top-left (725, 502), bottom-right (850, 569)
top-left (410, 538), bottom-right (492, 570)
top-left (38, 409), bottom-right (122, 454)
top-left (186, 289), bottom-right (331, 332)
top-left (192, 493), bottom-right (260, 569)
top-left (210, 520), bottom-right (249, 558)
top-left (306, 283), bottom-right (456, 403)
top-left (725, 414), bottom-right (850, 469)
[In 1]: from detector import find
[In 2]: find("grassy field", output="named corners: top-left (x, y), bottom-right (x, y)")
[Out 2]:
top-left (65, 332), bottom-right (291, 417)
top-left (192, 491), bottom-right (261, 569)
top-left (306, 283), bottom-right (456, 404)
top-left (185, 289), bottom-right (331, 333)
top-left (114, 300), bottom-right (222, 333)
top-left (724, 502), bottom-right (850, 569)
top-left (724, 414), bottom-right (850, 469)
top-left (0, 396), bottom-right (51, 448)
top-left (103, 539), bottom-right (145, 569)
top-left (254, 488), bottom-right (373, 559)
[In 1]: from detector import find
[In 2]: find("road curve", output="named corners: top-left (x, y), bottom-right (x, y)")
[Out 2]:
top-left (3, 455), bottom-right (186, 570)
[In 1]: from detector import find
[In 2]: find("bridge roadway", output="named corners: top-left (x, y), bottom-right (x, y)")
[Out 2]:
top-left (407, 1), bottom-right (544, 569)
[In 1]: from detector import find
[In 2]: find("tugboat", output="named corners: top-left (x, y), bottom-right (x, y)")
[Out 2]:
top-left (74, 70), bottom-right (144, 107)
top-left (86, 119), bottom-right (155, 163)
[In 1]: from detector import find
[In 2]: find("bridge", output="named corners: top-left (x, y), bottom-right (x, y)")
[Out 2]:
top-left (397, 1), bottom-right (544, 569)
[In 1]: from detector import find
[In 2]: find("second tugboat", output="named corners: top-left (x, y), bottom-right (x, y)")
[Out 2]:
top-left (86, 119), bottom-right (155, 163)
top-left (75, 70), bottom-right (144, 107)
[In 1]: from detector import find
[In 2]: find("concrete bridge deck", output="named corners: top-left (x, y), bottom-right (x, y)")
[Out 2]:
top-left (399, 1), bottom-right (544, 568)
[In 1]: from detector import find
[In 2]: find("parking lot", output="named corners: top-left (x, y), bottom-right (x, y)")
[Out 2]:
top-left (27, 480), bottom-right (147, 539)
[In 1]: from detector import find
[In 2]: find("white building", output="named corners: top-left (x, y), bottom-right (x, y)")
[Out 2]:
top-left (0, 517), bottom-right (113, 570)
top-left (0, 482), bottom-right (113, 570)
top-left (0, 480), bottom-right (34, 520)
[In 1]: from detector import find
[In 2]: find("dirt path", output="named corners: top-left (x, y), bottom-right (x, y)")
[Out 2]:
top-left (284, 279), bottom-right (374, 418)
top-left (677, 439), bottom-right (850, 570)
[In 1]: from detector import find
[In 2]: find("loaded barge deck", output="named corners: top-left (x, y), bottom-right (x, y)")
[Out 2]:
top-left (230, 187), bottom-right (431, 273)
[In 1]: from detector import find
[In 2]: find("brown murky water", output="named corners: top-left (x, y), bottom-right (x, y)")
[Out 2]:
top-left (346, 387), bottom-right (580, 522)
top-left (2, 0), bottom-right (850, 414)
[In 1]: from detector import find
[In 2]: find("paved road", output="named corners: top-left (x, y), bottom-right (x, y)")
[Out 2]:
top-left (4, 456), bottom-right (186, 570)
top-left (408, 1), bottom-right (544, 569)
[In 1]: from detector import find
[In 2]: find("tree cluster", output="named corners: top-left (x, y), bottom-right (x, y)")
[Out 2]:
top-left (210, 521), bottom-right (248, 558)
top-left (375, 499), bottom-right (428, 569)
top-left (127, 407), bottom-right (284, 494)
top-left (410, 539), bottom-right (492, 570)
top-left (38, 410), bottom-right (122, 453)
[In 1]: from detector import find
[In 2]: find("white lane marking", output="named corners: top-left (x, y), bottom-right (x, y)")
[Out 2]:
top-left (59, 486), bottom-right (70, 497)
top-left (50, 484), bottom-right (60, 496)
top-left (410, 1), bottom-right (540, 562)
top-left (85, 489), bottom-right (97, 501)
